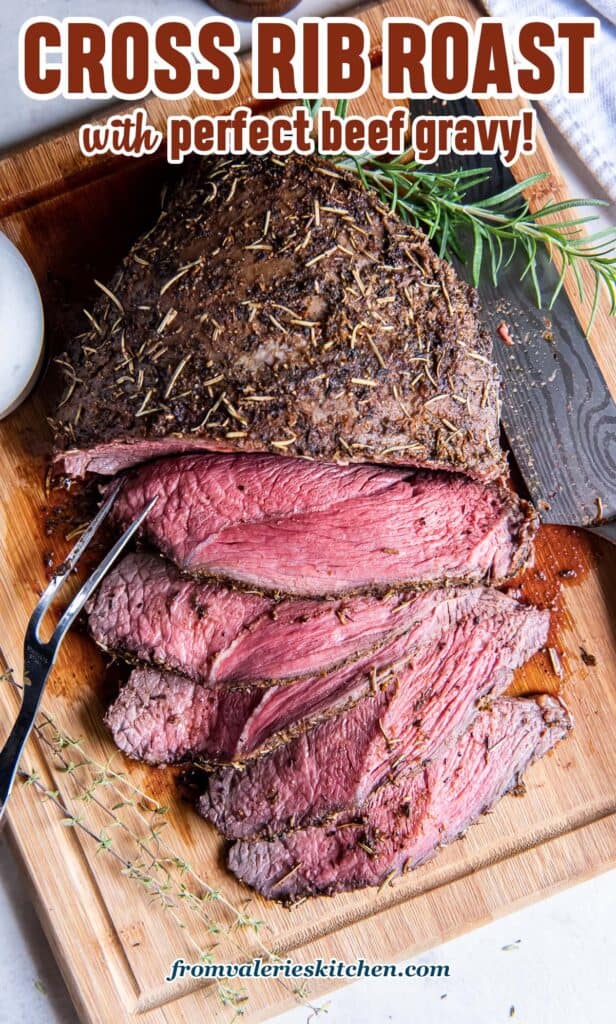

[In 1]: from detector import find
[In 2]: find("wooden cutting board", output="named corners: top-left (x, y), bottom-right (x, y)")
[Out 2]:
top-left (1, 2), bottom-right (615, 1021)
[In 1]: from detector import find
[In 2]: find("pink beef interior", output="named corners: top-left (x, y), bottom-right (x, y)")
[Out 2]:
top-left (110, 454), bottom-right (534, 596)
top-left (104, 668), bottom-right (260, 766)
top-left (102, 586), bottom-right (478, 764)
top-left (227, 695), bottom-right (571, 900)
top-left (103, 588), bottom-right (547, 767)
top-left (88, 552), bottom-right (455, 688)
top-left (198, 594), bottom-right (549, 838)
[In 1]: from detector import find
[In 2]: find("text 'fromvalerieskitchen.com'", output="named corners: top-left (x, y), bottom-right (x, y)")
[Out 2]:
top-left (165, 957), bottom-right (451, 982)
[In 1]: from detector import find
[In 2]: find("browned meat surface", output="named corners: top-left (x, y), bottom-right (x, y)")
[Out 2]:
top-left (52, 154), bottom-right (504, 480)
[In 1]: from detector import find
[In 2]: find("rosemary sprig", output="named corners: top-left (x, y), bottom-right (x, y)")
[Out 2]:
top-left (305, 101), bottom-right (616, 332)
top-left (340, 154), bottom-right (615, 332)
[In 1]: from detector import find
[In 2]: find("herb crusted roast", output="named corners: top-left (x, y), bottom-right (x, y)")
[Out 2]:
top-left (52, 154), bottom-right (504, 480)
top-left (50, 151), bottom-right (572, 901)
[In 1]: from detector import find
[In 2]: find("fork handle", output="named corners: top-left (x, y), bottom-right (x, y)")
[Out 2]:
top-left (0, 677), bottom-right (48, 821)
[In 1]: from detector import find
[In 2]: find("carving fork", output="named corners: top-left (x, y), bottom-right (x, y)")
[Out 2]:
top-left (0, 482), bottom-right (157, 820)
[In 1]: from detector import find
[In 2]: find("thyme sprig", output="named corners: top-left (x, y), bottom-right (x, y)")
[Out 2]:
top-left (1, 671), bottom-right (323, 1021)
top-left (305, 101), bottom-right (616, 332)
top-left (22, 768), bottom-right (249, 1018)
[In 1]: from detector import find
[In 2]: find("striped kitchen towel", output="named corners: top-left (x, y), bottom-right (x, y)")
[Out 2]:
top-left (483, 0), bottom-right (616, 200)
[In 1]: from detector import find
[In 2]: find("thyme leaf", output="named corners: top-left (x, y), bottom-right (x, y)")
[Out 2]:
top-left (1, 670), bottom-right (324, 1021)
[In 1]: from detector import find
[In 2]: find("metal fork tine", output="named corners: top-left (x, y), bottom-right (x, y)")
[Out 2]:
top-left (28, 479), bottom-right (123, 641)
top-left (49, 496), bottom-right (158, 652)
top-left (0, 489), bottom-right (158, 821)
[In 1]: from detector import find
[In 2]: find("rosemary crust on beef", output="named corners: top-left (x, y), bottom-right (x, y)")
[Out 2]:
top-left (52, 153), bottom-right (505, 480)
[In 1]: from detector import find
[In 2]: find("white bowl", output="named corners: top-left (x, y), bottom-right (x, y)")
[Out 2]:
top-left (0, 233), bottom-right (45, 419)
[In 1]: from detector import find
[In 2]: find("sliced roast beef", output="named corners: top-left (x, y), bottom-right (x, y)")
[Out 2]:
top-left (228, 695), bottom-right (571, 900)
top-left (88, 552), bottom-right (271, 682)
top-left (110, 454), bottom-right (535, 596)
top-left (104, 587), bottom-right (488, 763)
top-left (104, 667), bottom-right (260, 766)
top-left (231, 592), bottom-right (466, 757)
top-left (87, 551), bottom-right (448, 687)
top-left (52, 154), bottom-right (504, 481)
top-left (198, 597), bottom-right (549, 837)
top-left (103, 589), bottom-right (547, 765)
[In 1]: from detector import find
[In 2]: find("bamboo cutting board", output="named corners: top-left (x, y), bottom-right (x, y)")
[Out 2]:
top-left (1, 2), bottom-right (615, 1022)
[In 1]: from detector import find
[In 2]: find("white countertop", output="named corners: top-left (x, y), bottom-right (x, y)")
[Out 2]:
top-left (0, 2), bottom-right (614, 1022)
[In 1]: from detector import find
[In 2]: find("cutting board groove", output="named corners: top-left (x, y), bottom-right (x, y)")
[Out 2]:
top-left (0, 2), bottom-right (615, 1022)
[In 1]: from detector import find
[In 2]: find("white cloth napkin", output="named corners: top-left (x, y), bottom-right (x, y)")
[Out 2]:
top-left (483, 0), bottom-right (616, 200)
